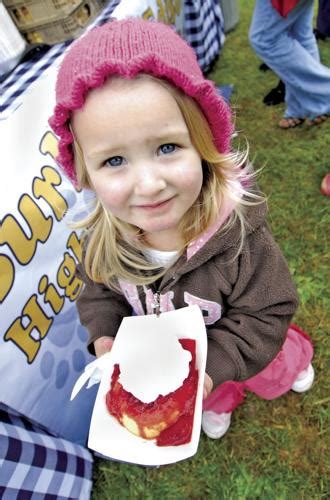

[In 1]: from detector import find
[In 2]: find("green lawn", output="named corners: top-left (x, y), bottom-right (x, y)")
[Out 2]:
top-left (91, 2), bottom-right (329, 498)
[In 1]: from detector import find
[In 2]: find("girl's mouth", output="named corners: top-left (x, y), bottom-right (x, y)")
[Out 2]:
top-left (137, 197), bottom-right (175, 210)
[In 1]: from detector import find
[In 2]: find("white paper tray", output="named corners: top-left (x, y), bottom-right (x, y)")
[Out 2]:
top-left (72, 305), bottom-right (207, 466)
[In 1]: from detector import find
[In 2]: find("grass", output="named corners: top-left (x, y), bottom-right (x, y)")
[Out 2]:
top-left (91, 2), bottom-right (329, 498)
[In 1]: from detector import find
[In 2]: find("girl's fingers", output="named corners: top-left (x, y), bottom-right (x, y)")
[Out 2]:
top-left (94, 336), bottom-right (114, 358)
top-left (203, 372), bottom-right (213, 399)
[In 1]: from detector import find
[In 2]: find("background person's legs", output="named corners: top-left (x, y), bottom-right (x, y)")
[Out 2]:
top-left (249, 0), bottom-right (330, 120)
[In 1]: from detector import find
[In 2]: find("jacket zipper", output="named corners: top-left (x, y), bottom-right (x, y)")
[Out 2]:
top-left (150, 272), bottom-right (178, 316)
top-left (152, 290), bottom-right (161, 316)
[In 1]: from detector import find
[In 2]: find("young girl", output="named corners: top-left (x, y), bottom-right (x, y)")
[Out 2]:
top-left (50, 18), bottom-right (314, 440)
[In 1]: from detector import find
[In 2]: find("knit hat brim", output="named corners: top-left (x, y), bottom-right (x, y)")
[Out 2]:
top-left (49, 19), bottom-right (233, 185)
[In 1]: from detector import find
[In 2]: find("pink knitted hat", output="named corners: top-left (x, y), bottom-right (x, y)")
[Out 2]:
top-left (49, 18), bottom-right (233, 185)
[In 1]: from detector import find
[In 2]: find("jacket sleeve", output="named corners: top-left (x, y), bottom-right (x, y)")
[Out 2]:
top-left (206, 223), bottom-right (299, 387)
top-left (75, 264), bottom-right (132, 355)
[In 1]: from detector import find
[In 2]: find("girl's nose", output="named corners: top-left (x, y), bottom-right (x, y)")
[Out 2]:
top-left (133, 165), bottom-right (166, 197)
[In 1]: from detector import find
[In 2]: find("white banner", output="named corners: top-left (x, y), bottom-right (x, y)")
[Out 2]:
top-left (0, 63), bottom-right (98, 445)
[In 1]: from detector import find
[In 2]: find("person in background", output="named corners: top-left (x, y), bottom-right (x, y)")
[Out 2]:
top-left (249, 0), bottom-right (330, 128)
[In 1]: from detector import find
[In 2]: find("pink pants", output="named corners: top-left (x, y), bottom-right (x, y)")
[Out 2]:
top-left (203, 324), bottom-right (314, 414)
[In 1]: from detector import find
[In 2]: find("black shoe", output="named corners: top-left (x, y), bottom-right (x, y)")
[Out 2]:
top-left (263, 80), bottom-right (285, 106)
top-left (314, 28), bottom-right (327, 41)
top-left (259, 62), bottom-right (270, 71)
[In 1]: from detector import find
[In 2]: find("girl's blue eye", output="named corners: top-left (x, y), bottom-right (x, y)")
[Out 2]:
top-left (159, 143), bottom-right (176, 155)
top-left (105, 156), bottom-right (124, 167)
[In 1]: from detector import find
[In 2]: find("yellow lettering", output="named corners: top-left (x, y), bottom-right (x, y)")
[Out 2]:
top-left (67, 231), bottom-right (82, 262)
top-left (57, 252), bottom-right (83, 301)
top-left (174, 0), bottom-right (181, 16)
top-left (38, 275), bottom-right (64, 314)
top-left (4, 295), bottom-right (53, 363)
top-left (0, 254), bottom-right (15, 303)
top-left (39, 131), bottom-right (58, 160)
top-left (164, 0), bottom-right (176, 24)
top-left (33, 166), bottom-right (68, 221)
top-left (0, 195), bottom-right (53, 265)
top-left (157, 0), bottom-right (166, 21)
top-left (143, 7), bottom-right (154, 20)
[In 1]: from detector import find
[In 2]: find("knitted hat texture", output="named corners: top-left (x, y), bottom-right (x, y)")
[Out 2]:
top-left (49, 18), bottom-right (233, 185)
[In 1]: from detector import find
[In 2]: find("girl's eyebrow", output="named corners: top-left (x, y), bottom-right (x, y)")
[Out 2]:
top-left (87, 129), bottom-right (190, 159)
top-left (147, 129), bottom-right (190, 143)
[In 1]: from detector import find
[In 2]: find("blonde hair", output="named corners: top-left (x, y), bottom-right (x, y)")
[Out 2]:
top-left (72, 75), bottom-right (262, 290)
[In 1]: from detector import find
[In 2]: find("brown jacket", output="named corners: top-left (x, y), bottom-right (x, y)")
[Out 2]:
top-left (76, 201), bottom-right (298, 388)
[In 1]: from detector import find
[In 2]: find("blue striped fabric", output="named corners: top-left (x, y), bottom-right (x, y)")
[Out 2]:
top-left (184, 0), bottom-right (225, 72)
top-left (0, 404), bottom-right (93, 499)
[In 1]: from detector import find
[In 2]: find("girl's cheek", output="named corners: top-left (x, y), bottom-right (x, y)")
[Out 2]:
top-left (174, 161), bottom-right (203, 187)
top-left (93, 178), bottom-right (128, 207)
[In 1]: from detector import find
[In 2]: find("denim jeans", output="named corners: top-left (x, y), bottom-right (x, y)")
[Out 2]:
top-left (249, 0), bottom-right (330, 118)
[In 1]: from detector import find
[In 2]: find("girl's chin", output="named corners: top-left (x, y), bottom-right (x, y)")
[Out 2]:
top-left (139, 221), bottom-right (180, 235)
top-left (132, 215), bottom-right (179, 232)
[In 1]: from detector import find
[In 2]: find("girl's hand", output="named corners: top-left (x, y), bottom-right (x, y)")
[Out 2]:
top-left (203, 373), bottom-right (213, 399)
top-left (94, 336), bottom-right (114, 358)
